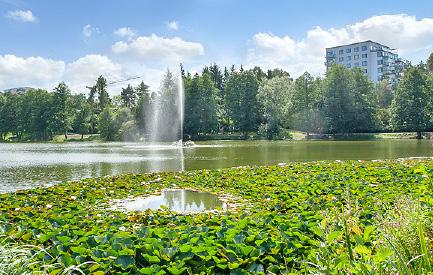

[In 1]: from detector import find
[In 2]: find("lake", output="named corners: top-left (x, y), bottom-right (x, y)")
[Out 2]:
top-left (1, 139), bottom-right (433, 193)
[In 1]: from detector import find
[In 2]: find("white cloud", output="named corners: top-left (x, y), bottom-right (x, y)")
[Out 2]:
top-left (246, 14), bottom-right (433, 77)
top-left (6, 10), bottom-right (37, 22)
top-left (0, 55), bottom-right (64, 90)
top-left (114, 27), bottom-right (137, 40)
top-left (0, 53), bottom-right (169, 94)
top-left (166, 20), bottom-right (178, 30)
top-left (112, 34), bottom-right (204, 63)
top-left (65, 54), bottom-right (123, 93)
top-left (82, 24), bottom-right (99, 38)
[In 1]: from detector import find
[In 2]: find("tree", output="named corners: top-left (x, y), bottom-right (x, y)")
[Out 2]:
top-left (184, 72), bottom-right (219, 137)
top-left (22, 89), bottom-right (53, 140)
top-left (69, 94), bottom-right (91, 139)
top-left (225, 70), bottom-right (261, 138)
top-left (257, 76), bottom-right (293, 139)
top-left (208, 63), bottom-right (224, 91)
top-left (50, 82), bottom-right (71, 139)
top-left (322, 65), bottom-right (356, 134)
top-left (134, 82), bottom-right (151, 132)
top-left (120, 84), bottom-right (136, 108)
top-left (88, 75), bottom-right (110, 111)
top-left (0, 94), bottom-right (5, 140)
top-left (351, 68), bottom-right (379, 132)
top-left (292, 72), bottom-right (323, 136)
top-left (98, 107), bottom-right (115, 140)
top-left (427, 53), bottom-right (433, 73)
top-left (113, 107), bottom-right (135, 140)
top-left (391, 66), bottom-right (432, 139)
top-left (375, 80), bottom-right (394, 131)
top-left (0, 93), bottom-right (24, 140)
top-left (266, 68), bottom-right (291, 80)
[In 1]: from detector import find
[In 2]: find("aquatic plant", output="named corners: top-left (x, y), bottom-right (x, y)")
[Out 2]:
top-left (0, 158), bottom-right (432, 273)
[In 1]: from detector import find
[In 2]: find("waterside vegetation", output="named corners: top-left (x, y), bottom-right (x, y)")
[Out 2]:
top-left (1, 53), bottom-right (433, 142)
top-left (1, 158), bottom-right (432, 274)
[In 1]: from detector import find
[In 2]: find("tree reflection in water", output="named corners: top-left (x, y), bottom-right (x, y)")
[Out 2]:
top-left (124, 189), bottom-right (226, 212)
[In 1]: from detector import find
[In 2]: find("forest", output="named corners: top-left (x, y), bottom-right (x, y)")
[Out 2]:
top-left (0, 53), bottom-right (432, 141)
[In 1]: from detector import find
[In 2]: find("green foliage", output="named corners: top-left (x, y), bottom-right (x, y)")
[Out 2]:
top-left (120, 84), bottom-right (136, 108)
top-left (184, 72), bottom-right (219, 137)
top-left (68, 94), bottom-right (92, 139)
top-left (97, 107), bottom-right (115, 141)
top-left (1, 60), bottom-right (433, 142)
top-left (225, 71), bottom-right (261, 138)
top-left (1, 159), bottom-right (433, 273)
top-left (323, 65), bottom-right (379, 134)
top-left (291, 72), bottom-right (324, 134)
top-left (50, 82), bottom-right (72, 137)
top-left (391, 65), bottom-right (432, 138)
top-left (256, 76), bottom-right (293, 139)
top-left (134, 83), bottom-right (151, 133)
top-left (427, 52), bottom-right (433, 73)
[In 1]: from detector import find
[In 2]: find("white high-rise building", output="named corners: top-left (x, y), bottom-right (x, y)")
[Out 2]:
top-left (325, 40), bottom-right (404, 83)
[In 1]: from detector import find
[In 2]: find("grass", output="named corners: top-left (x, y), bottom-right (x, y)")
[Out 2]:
top-left (0, 236), bottom-right (95, 274)
top-left (1, 158), bottom-right (433, 273)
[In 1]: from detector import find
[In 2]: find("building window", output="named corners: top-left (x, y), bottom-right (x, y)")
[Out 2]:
top-left (377, 60), bottom-right (383, 65)
top-left (327, 51), bottom-right (334, 56)
top-left (362, 61), bottom-right (367, 66)
top-left (346, 48), bottom-right (351, 53)
top-left (347, 63), bottom-right (352, 68)
top-left (377, 51), bottom-right (382, 57)
top-left (378, 68), bottom-right (383, 73)
top-left (347, 56), bottom-right (351, 61)
top-left (362, 53), bottom-right (368, 58)
top-left (364, 69), bottom-right (368, 73)
top-left (377, 76), bottom-right (381, 82)
top-left (354, 62), bottom-right (360, 67)
top-left (339, 57), bottom-right (344, 62)
top-left (354, 47), bottom-right (359, 52)
top-left (362, 45), bottom-right (367, 51)
top-left (339, 49), bottom-right (344, 54)
top-left (354, 54), bottom-right (359, 60)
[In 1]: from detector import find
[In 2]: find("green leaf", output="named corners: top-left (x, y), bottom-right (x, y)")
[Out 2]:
top-left (142, 254), bottom-right (161, 264)
top-left (115, 255), bottom-right (135, 269)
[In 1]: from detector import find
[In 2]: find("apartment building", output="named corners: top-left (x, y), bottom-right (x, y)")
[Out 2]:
top-left (325, 40), bottom-right (404, 83)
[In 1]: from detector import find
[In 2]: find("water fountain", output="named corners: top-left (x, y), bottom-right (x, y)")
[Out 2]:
top-left (144, 69), bottom-right (195, 149)
top-left (146, 69), bottom-right (184, 143)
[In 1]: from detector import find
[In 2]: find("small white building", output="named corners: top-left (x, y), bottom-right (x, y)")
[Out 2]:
top-left (325, 40), bottom-right (404, 83)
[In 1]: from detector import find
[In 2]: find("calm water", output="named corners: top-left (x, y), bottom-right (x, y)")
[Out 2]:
top-left (1, 140), bottom-right (433, 193)
top-left (119, 189), bottom-right (226, 213)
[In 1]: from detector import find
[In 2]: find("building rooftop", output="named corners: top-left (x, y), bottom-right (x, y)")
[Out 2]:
top-left (326, 40), bottom-right (393, 51)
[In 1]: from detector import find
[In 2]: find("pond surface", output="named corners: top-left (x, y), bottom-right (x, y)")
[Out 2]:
top-left (118, 189), bottom-right (226, 213)
top-left (1, 139), bottom-right (433, 192)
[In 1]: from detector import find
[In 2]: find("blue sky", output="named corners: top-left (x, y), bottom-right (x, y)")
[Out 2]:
top-left (1, 0), bottom-right (433, 93)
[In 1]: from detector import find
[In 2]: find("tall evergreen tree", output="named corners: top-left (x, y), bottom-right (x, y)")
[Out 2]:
top-left (97, 76), bottom-right (110, 110)
top-left (50, 82), bottom-right (71, 139)
top-left (121, 84), bottom-right (136, 108)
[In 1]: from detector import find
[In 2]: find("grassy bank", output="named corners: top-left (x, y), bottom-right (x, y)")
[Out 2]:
top-left (0, 159), bottom-right (432, 274)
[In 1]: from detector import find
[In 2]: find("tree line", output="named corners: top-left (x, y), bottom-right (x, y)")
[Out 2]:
top-left (0, 53), bottom-right (432, 141)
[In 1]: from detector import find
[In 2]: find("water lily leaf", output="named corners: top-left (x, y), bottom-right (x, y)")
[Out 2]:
top-left (142, 253), bottom-right (161, 264)
top-left (115, 255), bottom-right (135, 269)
